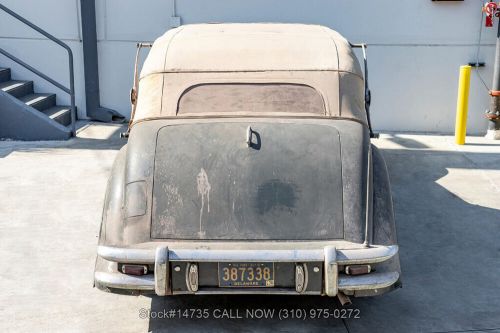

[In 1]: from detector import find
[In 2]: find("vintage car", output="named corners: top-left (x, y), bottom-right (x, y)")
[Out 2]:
top-left (94, 23), bottom-right (401, 303)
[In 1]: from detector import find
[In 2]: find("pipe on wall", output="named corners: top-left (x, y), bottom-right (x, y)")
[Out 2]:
top-left (80, 0), bottom-right (125, 122)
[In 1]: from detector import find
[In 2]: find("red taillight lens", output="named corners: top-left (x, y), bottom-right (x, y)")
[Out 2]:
top-left (121, 264), bottom-right (148, 276)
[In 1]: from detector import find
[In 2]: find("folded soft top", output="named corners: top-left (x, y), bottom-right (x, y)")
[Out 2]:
top-left (140, 23), bottom-right (362, 77)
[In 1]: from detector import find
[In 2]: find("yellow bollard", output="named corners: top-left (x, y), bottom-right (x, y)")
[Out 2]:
top-left (454, 65), bottom-right (472, 145)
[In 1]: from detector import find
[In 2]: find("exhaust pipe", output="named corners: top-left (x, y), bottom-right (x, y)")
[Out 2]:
top-left (337, 292), bottom-right (352, 307)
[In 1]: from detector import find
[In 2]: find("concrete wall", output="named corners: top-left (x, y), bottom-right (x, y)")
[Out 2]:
top-left (0, 0), bottom-right (496, 134)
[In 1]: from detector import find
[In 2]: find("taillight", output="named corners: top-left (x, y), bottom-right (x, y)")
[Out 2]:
top-left (121, 264), bottom-right (148, 276)
top-left (345, 264), bottom-right (371, 275)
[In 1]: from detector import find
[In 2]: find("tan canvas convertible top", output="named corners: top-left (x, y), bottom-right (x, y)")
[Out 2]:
top-left (133, 23), bottom-right (367, 126)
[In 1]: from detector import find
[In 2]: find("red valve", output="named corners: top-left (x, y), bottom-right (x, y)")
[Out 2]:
top-left (483, 1), bottom-right (499, 27)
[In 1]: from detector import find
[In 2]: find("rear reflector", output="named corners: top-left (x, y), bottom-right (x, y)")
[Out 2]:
top-left (121, 264), bottom-right (148, 276)
top-left (345, 265), bottom-right (371, 276)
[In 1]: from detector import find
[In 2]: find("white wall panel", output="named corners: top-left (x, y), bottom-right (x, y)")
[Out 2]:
top-left (0, 0), bottom-right (498, 133)
top-left (103, 0), bottom-right (173, 41)
top-left (97, 41), bottom-right (137, 114)
top-left (175, 0), bottom-right (497, 45)
top-left (367, 45), bottom-right (492, 134)
top-left (0, 0), bottom-right (81, 40)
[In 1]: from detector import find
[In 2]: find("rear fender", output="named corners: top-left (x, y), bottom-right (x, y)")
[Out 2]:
top-left (371, 145), bottom-right (402, 277)
top-left (98, 146), bottom-right (127, 246)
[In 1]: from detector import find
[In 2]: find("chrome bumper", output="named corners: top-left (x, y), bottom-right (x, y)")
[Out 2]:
top-left (95, 244), bottom-right (399, 296)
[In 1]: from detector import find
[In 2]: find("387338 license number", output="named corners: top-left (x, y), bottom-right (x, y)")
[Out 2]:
top-left (218, 262), bottom-right (275, 287)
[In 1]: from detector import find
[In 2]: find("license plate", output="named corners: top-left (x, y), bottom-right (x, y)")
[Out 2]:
top-left (218, 262), bottom-right (275, 287)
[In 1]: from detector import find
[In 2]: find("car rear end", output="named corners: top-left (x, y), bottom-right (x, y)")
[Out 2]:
top-left (96, 240), bottom-right (399, 297)
top-left (94, 119), bottom-right (401, 298)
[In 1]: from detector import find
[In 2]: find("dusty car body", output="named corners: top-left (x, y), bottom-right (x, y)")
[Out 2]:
top-left (94, 23), bottom-right (401, 299)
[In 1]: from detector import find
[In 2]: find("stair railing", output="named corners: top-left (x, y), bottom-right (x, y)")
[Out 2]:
top-left (0, 3), bottom-right (76, 136)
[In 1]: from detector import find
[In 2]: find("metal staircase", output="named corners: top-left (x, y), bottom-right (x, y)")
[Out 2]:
top-left (0, 67), bottom-right (72, 127)
top-left (0, 3), bottom-right (76, 140)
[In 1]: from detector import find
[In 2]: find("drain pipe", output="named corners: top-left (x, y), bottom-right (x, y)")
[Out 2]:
top-left (80, 0), bottom-right (125, 122)
top-left (486, 13), bottom-right (500, 139)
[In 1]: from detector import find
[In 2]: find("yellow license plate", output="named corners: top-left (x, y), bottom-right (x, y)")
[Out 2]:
top-left (218, 262), bottom-right (275, 287)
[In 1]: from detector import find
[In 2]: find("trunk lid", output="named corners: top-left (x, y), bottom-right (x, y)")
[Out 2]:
top-left (152, 122), bottom-right (344, 240)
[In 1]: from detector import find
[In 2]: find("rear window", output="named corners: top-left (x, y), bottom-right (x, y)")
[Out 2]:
top-left (177, 83), bottom-right (325, 115)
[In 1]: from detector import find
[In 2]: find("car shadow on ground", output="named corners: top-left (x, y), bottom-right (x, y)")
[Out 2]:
top-left (347, 147), bottom-right (500, 333)
top-left (147, 294), bottom-right (351, 332)
top-left (145, 146), bottom-right (500, 333)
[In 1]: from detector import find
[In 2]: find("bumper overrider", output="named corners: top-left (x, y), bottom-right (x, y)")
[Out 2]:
top-left (94, 244), bottom-right (400, 297)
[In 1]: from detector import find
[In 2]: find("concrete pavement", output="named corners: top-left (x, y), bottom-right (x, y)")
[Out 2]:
top-left (0, 123), bottom-right (499, 332)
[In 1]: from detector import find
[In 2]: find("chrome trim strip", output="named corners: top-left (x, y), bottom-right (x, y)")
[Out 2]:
top-left (176, 288), bottom-right (321, 295)
top-left (336, 245), bottom-right (398, 265)
top-left (363, 145), bottom-right (373, 246)
top-left (97, 245), bottom-right (398, 265)
top-left (323, 246), bottom-right (337, 296)
top-left (338, 272), bottom-right (399, 291)
top-left (94, 272), bottom-right (154, 290)
top-left (154, 246), bottom-right (169, 296)
top-left (98, 246), bottom-right (155, 264)
top-left (169, 249), bottom-right (324, 262)
top-left (94, 270), bottom-right (399, 293)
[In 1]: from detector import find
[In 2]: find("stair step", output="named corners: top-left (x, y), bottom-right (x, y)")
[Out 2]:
top-left (0, 68), bottom-right (10, 83)
top-left (0, 80), bottom-right (34, 98)
top-left (19, 93), bottom-right (56, 111)
top-left (41, 106), bottom-right (72, 126)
